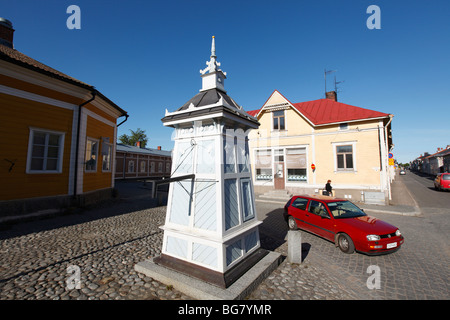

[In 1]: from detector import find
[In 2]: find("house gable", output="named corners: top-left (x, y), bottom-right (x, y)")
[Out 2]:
top-left (254, 90), bottom-right (315, 134)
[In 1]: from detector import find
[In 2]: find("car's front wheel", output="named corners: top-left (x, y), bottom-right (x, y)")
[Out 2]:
top-left (337, 233), bottom-right (355, 254)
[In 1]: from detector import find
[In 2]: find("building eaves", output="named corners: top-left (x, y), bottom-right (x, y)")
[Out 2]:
top-left (0, 44), bottom-right (127, 117)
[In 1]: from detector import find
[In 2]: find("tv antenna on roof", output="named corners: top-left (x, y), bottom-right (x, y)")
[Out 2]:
top-left (334, 76), bottom-right (345, 93)
top-left (324, 69), bottom-right (336, 97)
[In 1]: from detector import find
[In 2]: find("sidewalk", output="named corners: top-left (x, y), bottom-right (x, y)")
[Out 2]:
top-left (359, 175), bottom-right (421, 216)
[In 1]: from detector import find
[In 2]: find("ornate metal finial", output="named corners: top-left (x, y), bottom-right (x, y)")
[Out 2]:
top-left (211, 35), bottom-right (216, 58)
top-left (200, 36), bottom-right (221, 75)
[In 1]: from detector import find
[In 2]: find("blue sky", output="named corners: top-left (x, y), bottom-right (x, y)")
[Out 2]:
top-left (2, 0), bottom-right (449, 164)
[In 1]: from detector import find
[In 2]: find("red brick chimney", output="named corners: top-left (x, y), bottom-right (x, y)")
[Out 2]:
top-left (325, 91), bottom-right (337, 102)
top-left (136, 141), bottom-right (141, 148)
top-left (157, 146), bottom-right (161, 151)
top-left (0, 18), bottom-right (14, 48)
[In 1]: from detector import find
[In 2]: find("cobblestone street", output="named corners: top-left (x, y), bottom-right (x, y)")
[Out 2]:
top-left (0, 180), bottom-right (449, 300)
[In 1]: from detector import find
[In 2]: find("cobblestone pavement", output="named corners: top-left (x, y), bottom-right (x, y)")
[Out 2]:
top-left (0, 199), bottom-right (190, 300)
top-left (0, 181), bottom-right (449, 300)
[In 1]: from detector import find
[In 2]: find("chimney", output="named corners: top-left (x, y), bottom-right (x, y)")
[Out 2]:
top-left (325, 91), bottom-right (337, 102)
top-left (157, 146), bottom-right (161, 151)
top-left (136, 141), bottom-right (140, 148)
top-left (0, 18), bottom-right (14, 48)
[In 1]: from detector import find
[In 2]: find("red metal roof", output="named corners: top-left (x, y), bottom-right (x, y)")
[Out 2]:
top-left (292, 98), bottom-right (390, 125)
top-left (246, 91), bottom-right (390, 126)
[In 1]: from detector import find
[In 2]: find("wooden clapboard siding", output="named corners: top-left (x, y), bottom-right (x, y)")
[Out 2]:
top-left (82, 115), bottom-right (114, 193)
top-left (0, 92), bottom-right (73, 200)
top-left (84, 103), bottom-right (116, 124)
top-left (0, 74), bottom-right (85, 106)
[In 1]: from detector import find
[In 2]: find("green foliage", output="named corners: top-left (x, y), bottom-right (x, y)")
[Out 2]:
top-left (118, 128), bottom-right (148, 148)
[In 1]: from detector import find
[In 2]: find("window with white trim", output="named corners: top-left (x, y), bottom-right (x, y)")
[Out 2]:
top-left (128, 160), bottom-right (135, 173)
top-left (85, 138), bottom-right (99, 172)
top-left (101, 143), bottom-right (112, 172)
top-left (286, 148), bottom-right (307, 181)
top-left (255, 149), bottom-right (272, 181)
top-left (27, 129), bottom-right (64, 173)
top-left (140, 160), bottom-right (146, 173)
top-left (272, 110), bottom-right (285, 130)
top-left (336, 145), bottom-right (354, 171)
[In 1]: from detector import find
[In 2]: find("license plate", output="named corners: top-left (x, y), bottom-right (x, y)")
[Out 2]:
top-left (387, 242), bottom-right (397, 249)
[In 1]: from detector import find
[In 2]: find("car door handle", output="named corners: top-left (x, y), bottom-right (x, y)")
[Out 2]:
top-left (305, 214), bottom-right (309, 217)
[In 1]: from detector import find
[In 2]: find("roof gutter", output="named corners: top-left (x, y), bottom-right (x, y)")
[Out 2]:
top-left (73, 91), bottom-right (96, 199)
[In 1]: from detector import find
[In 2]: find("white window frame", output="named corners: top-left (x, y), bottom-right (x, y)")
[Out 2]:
top-left (85, 137), bottom-right (99, 172)
top-left (26, 128), bottom-right (65, 174)
top-left (101, 142), bottom-right (112, 172)
top-left (128, 160), bottom-right (135, 173)
top-left (332, 141), bottom-right (357, 173)
top-left (271, 110), bottom-right (286, 131)
top-left (140, 160), bottom-right (146, 173)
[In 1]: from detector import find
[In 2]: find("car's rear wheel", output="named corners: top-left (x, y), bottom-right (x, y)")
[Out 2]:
top-left (287, 216), bottom-right (298, 230)
top-left (337, 233), bottom-right (355, 254)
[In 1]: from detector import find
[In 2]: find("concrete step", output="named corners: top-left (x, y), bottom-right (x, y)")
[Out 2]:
top-left (258, 189), bottom-right (292, 201)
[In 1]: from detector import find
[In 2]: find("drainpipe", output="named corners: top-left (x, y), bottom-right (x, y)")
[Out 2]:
top-left (384, 115), bottom-right (393, 201)
top-left (73, 91), bottom-right (97, 200)
top-left (117, 114), bottom-right (129, 127)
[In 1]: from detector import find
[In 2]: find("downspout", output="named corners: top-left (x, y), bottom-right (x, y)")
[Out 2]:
top-left (384, 115), bottom-right (393, 201)
top-left (117, 115), bottom-right (128, 179)
top-left (73, 91), bottom-right (97, 200)
top-left (117, 114), bottom-right (129, 127)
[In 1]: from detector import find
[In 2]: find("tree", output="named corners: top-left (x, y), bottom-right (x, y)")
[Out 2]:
top-left (118, 128), bottom-right (148, 148)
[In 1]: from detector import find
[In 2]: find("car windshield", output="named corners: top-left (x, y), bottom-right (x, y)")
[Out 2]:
top-left (442, 175), bottom-right (450, 181)
top-left (327, 201), bottom-right (367, 219)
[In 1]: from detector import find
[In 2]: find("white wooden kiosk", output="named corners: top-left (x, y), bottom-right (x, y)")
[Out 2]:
top-left (153, 36), bottom-right (269, 288)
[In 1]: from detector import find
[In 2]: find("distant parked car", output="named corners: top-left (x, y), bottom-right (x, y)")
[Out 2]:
top-left (434, 173), bottom-right (450, 191)
top-left (399, 169), bottom-right (406, 175)
top-left (284, 195), bottom-right (404, 255)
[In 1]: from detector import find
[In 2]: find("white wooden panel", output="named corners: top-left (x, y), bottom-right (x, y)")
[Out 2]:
top-left (166, 236), bottom-right (188, 259)
top-left (194, 180), bottom-right (217, 231)
top-left (169, 180), bottom-right (192, 226)
top-left (226, 239), bottom-right (242, 266)
top-left (240, 178), bottom-right (254, 221)
top-left (196, 139), bottom-right (215, 174)
top-left (192, 242), bottom-right (217, 268)
top-left (174, 141), bottom-right (193, 174)
top-left (224, 179), bottom-right (239, 230)
top-left (244, 231), bottom-right (258, 253)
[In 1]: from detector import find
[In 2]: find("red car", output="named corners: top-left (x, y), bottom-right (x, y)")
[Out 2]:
top-left (284, 195), bottom-right (404, 255)
top-left (434, 173), bottom-right (450, 191)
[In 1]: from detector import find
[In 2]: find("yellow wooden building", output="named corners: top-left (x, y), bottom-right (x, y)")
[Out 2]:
top-left (0, 18), bottom-right (128, 218)
top-left (247, 90), bottom-right (394, 204)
